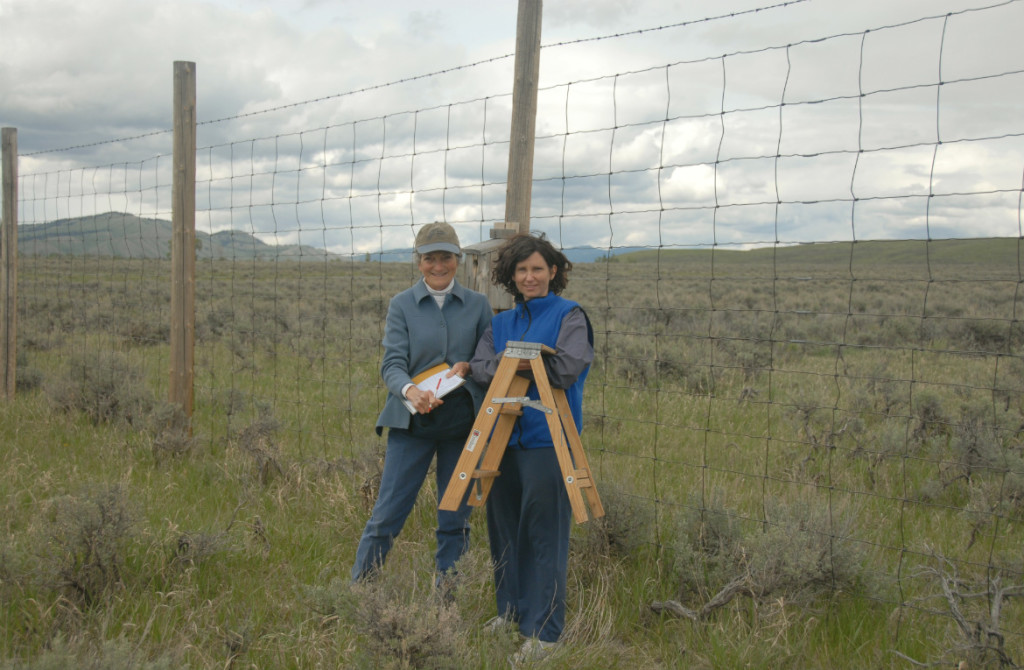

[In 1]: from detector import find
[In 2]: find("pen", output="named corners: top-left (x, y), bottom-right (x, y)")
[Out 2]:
top-left (433, 375), bottom-right (443, 404)
top-left (426, 375), bottom-right (442, 413)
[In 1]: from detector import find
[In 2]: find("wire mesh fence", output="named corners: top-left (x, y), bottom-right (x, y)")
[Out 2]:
top-left (7, 1), bottom-right (1024, 660)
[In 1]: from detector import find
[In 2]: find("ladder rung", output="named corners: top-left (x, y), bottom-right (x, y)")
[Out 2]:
top-left (440, 346), bottom-right (603, 522)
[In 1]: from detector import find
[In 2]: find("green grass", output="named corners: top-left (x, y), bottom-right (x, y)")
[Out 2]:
top-left (2, 240), bottom-right (1023, 668)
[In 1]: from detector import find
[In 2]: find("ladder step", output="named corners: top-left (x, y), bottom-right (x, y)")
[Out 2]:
top-left (440, 345), bottom-right (603, 522)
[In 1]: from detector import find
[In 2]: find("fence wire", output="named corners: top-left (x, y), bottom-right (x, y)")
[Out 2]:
top-left (11, 1), bottom-right (1024, 659)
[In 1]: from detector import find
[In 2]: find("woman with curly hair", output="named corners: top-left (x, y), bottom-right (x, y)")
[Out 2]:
top-left (469, 233), bottom-right (594, 665)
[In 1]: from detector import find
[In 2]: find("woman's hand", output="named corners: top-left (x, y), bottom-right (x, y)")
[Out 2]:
top-left (405, 363), bottom-right (468, 414)
top-left (448, 361), bottom-right (470, 378)
top-left (405, 386), bottom-right (441, 414)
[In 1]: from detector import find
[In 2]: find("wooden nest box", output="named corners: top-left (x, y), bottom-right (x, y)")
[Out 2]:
top-left (458, 223), bottom-right (518, 313)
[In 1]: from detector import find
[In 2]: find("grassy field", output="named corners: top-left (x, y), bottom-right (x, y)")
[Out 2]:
top-left (1, 239), bottom-right (1022, 669)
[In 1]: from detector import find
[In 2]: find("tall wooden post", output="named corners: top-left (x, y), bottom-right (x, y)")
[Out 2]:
top-left (462, 0), bottom-right (542, 310)
top-left (1, 128), bottom-right (17, 399)
top-left (504, 0), bottom-right (543, 235)
top-left (170, 62), bottom-right (196, 418)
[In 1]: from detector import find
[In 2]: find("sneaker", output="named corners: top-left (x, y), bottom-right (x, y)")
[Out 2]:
top-left (482, 615), bottom-right (516, 634)
top-left (509, 638), bottom-right (559, 667)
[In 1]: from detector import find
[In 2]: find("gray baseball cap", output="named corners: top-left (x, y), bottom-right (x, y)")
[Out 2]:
top-left (415, 222), bottom-right (461, 255)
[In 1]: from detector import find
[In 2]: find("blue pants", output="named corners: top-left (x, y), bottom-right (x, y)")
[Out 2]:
top-left (487, 446), bottom-right (571, 643)
top-left (351, 428), bottom-right (472, 581)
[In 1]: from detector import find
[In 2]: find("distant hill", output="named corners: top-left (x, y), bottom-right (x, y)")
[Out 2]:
top-left (18, 213), bottom-right (1014, 270)
top-left (18, 212), bottom-right (339, 261)
top-left (562, 246), bottom-right (650, 263)
top-left (15, 213), bottom-right (645, 263)
top-left (612, 238), bottom-right (1022, 270)
top-left (367, 246), bottom-right (648, 264)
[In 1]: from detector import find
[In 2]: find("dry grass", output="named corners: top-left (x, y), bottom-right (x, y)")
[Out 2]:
top-left (2, 245), bottom-right (1023, 667)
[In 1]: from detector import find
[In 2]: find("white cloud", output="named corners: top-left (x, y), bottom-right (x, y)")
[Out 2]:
top-left (662, 164), bottom-right (717, 204)
top-left (3, 0), bottom-right (1022, 251)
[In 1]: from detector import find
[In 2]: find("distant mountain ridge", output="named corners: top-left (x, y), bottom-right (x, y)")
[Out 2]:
top-left (26, 212), bottom-right (1006, 267)
top-left (16, 212), bottom-right (643, 263)
top-left (367, 246), bottom-right (648, 264)
top-left (18, 212), bottom-right (338, 261)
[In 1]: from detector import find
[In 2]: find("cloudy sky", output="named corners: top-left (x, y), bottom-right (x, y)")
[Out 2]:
top-left (2, 0), bottom-right (1022, 255)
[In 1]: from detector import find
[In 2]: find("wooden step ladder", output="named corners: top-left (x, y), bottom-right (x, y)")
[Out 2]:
top-left (438, 341), bottom-right (603, 524)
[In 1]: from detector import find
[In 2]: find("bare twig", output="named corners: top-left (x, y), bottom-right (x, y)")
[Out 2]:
top-left (650, 575), bottom-right (753, 621)
top-left (903, 552), bottom-right (1023, 668)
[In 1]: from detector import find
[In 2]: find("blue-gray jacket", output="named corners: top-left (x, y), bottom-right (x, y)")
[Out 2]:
top-left (376, 278), bottom-right (493, 434)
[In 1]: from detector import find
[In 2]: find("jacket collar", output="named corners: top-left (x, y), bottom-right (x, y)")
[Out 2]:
top-left (413, 277), bottom-right (465, 303)
top-left (515, 292), bottom-right (557, 315)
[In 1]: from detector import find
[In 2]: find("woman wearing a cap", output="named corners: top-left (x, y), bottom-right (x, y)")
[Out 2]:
top-left (351, 222), bottom-right (492, 590)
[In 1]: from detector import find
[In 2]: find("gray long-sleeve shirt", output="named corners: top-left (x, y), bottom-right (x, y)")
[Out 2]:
top-left (469, 306), bottom-right (593, 390)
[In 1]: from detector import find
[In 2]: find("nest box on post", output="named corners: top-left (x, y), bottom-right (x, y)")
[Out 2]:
top-left (459, 222), bottom-right (518, 313)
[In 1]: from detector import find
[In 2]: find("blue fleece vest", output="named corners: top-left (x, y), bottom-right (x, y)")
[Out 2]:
top-left (491, 293), bottom-right (590, 449)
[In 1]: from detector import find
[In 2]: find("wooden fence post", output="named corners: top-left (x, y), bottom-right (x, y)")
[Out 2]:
top-left (1, 128), bottom-right (17, 399)
top-left (461, 0), bottom-right (542, 309)
top-left (170, 62), bottom-right (196, 419)
top-left (505, 0), bottom-right (542, 236)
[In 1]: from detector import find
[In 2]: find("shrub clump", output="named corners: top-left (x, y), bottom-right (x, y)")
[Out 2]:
top-left (37, 484), bottom-right (136, 607)
top-left (231, 414), bottom-right (283, 486)
top-left (0, 634), bottom-right (182, 670)
top-left (147, 400), bottom-right (198, 461)
top-left (657, 491), bottom-right (868, 620)
top-left (573, 485), bottom-right (656, 559)
top-left (46, 350), bottom-right (154, 426)
top-left (306, 577), bottom-right (470, 670)
top-left (168, 530), bottom-right (231, 570)
top-left (900, 552), bottom-right (1024, 668)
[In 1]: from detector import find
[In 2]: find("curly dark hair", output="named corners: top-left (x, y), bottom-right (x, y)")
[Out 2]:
top-left (491, 233), bottom-right (572, 301)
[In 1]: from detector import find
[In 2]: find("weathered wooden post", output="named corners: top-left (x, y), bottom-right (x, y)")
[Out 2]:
top-left (504, 0), bottom-right (542, 237)
top-left (170, 62), bottom-right (196, 420)
top-left (1, 127), bottom-right (17, 399)
top-left (460, 0), bottom-right (542, 310)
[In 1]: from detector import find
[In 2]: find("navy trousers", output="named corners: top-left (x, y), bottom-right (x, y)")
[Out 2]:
top-left (486, 446), bottom-right (571, 643)
top-left (351, 427), bottom-right (471, 581)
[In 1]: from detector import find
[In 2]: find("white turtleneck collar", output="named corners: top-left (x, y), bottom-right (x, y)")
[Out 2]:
top-left (426, 279), bottom-right (455, 309)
